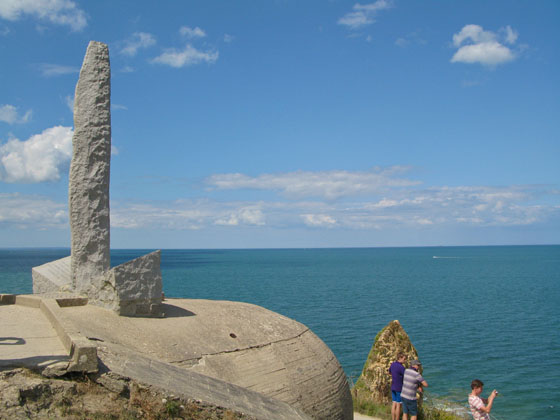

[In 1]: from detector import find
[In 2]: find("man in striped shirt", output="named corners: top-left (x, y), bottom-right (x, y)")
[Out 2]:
top-left (468, 379), bottom-right (497, 420)
top-left (401, 359), bottom-right (428, 420)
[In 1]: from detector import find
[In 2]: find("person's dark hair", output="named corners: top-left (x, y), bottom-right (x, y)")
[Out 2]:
top-left (471, 379), bottom-right (484, 390)
top-left (397, 352), bottom-right (406, 360)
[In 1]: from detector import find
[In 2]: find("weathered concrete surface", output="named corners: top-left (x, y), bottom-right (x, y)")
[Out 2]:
top-left (91, 250), bottom-right (163, 317)
top-left (0, 295), bottom-right (98, 374)
top-left (69, 40), bottom-right (111, 293)
top-left (31, 256), bottom-right (72, 294)
top-left (62, 298), bottom-right (353, 419)
top-left (97, 342), bottom-right (311, 420)
top-left (0, 302), bottom-right (68, 370)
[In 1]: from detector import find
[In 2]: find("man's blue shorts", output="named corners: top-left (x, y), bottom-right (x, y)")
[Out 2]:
top-left (391, 390), bottom-right (402, 403)
top-left (402, 397), bottom-right (418, 416)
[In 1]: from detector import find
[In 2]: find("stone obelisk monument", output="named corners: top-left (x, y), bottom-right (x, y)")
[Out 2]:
top-left (69, 41), bottom-right (111, 294)
top-left (33, 41), bottom-right (163, 317)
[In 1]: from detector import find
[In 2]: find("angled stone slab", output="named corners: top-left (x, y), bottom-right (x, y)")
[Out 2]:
top-left (69, 40), bottom-right (111, 293)
top-left (32, 256), bottom-right (72, 294)
top-left (90, 250), bottom-right (163, 317)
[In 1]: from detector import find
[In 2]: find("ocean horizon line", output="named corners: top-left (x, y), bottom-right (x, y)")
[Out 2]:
top-left (1, 243), bottom-right (558, 251)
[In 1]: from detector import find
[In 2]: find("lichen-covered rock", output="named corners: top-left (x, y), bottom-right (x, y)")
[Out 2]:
top-left (353, 320), bottom-right (420, 405)
top-left (69, 40), bottom-right (111, 293)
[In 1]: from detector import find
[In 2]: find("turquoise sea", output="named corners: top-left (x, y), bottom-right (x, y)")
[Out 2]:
top-left (1, 246), bottom-right (559, 420)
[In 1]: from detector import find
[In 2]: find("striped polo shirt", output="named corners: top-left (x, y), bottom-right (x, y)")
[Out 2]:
top-left (401, 367), bottom-right (425, 400)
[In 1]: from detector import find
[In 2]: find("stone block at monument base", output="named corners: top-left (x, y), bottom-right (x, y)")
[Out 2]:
top-left (91, 250), bottom-right (163, 317)
top-left (32, 256), bottom-right (72, 295)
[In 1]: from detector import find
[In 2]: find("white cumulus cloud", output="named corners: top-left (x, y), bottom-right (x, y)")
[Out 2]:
top-left (0, 126), bottom-right (73, 183)
top-left (0, 0), bottom-right (87, 31)
top-left (451, 24), bottom-right (517, 66)
top-left (0, 104), bottom-right (32, 124)
top-left (120, 32), bottom-right (156, 57)
top-left (338, 0), bottom-right (392, 30)
top-left (151, 44), bottom-right (218, 68)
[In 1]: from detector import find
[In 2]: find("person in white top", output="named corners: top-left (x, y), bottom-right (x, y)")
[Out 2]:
top-left (468, 379), bottom-right (498, 420)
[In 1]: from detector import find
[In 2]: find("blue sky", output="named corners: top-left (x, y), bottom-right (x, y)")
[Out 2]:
top-left (0, 0), bottom-right (559, 248)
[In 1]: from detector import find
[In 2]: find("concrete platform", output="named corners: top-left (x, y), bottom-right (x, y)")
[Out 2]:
top-left (62, 298), bottom-right (353, 419)
top-left (0, 303), bottom-right (68, 370)
top-left (0, 296), bottom-right (353, 419)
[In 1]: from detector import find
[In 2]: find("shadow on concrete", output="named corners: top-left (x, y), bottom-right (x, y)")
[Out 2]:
top-left (162, 304), bottom-right (196, 318)
top-left (0, 355), bottom-right (69, 371)
top-left (0, 337), bottom-right (26, 345)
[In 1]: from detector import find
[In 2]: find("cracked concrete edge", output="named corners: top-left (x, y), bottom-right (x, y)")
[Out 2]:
top-left (8, 294), bottom-right (99, 373)
top-left (170, 326), bottom-right (312, 366)
top-left (39, 297), bottom-right (98, 373)
top-left (98, 342), bottom-right (312, 420)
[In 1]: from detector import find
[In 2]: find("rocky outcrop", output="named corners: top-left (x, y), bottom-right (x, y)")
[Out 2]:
top-left (0, 368), bottom-right (254, 420)
top-left (353, 320), bottom-right (420, 405)
top-left (69, 41), bottom-right (112, 294)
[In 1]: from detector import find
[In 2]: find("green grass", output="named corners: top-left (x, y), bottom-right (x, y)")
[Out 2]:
top-left (352, 376), bottom-right (392, 419)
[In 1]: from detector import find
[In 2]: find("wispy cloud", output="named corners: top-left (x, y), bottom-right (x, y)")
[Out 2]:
top-left (0, 0), bottom-right (87, 31)
top-left (0, 104), bottom-right (32, 124)
top-left (395, 32), bottom-right (427, 48)
top-left (110, 184), bottom-right (559, 231)
top-left (111, 200), bottom-right (266, 230)
top-left (224, 34), bottom-right (234, 43)
top-left (3, 182), bottom-right (558, 234)
top-left (338, 0), bottom-right (393, 30)
top-left (64, 95), bottom-right (73, 112)
top-left (451, 24), bottom-right (518, 67)
top-left (0, 126), bottom-right (73, 183)
top-left (206, 167), bottom-right (420, 200)
top-left (39, 63), bottom-right (79, 77)
top-left (120, 32), bottom-right (156, 57)
top-left (151, 44), bottom-right (218, 68)
top-left (0, 193), bottom-right (67, 228)
top-left (179, 26), bottom-right (206, 39)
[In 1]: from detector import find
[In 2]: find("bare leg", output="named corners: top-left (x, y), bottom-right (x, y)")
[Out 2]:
top-left (396, 402), bottom-right (401, 420)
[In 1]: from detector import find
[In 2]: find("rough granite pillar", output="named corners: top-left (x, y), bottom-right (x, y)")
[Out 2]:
top-left (69, 41), bottom-right (111, 293)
